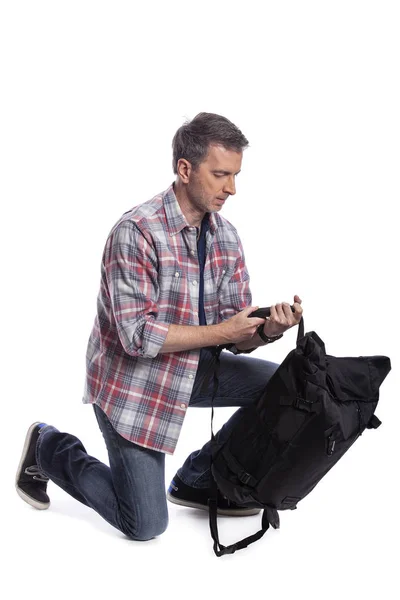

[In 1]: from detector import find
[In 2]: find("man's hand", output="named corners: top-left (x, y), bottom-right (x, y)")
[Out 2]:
top-left (262, 295), bottom-right (303, 338)
top-left (220, 305), bottom-right (266, 344)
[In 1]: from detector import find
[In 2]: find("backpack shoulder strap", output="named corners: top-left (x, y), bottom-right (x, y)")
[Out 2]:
top-left (208, 475), bottom-right (271, 556)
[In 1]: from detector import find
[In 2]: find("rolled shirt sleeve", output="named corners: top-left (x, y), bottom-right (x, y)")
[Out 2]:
top-left (103, 220), bottom-right (170, 358)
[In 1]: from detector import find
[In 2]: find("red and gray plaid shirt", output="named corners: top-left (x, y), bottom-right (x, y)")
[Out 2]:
top-left (82, 184), bottom-right (253, 454)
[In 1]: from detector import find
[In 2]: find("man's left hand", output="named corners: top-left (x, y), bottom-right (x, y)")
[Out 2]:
top-left (262, 295), bottom-right (303, 338)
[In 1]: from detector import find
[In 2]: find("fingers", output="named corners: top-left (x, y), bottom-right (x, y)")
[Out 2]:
top-left (281, 302), bottom-right (295, 323)
top-left (293, 295), bottom-right (303, 323)
top-left (244, 298), bottom-right (303, 334)
top-left (271, 300), bottom-right (303, 325)
top-left (243, 305), bottom-right (265, 326)
top-left (275, 303), bottom-right (286, 321)
top-left (270, 302), bottom-right (291, 323)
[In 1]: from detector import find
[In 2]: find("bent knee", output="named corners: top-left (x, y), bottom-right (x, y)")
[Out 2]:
top-left (122, 513), bottom-right (169, 542)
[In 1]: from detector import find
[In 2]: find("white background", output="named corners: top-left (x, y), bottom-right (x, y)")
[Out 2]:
top-left (1, 1), bottom-right (399, 598)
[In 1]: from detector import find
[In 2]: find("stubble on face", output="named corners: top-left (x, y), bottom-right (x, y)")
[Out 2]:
top-left (186, 174), bottom-right (209, 214)
top-left (187, 144), bottom-right (242, 216)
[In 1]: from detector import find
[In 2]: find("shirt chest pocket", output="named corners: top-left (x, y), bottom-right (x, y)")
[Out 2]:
top-left (157, 266), bottom-right (193, 323)
top-left (159, 266), bottom-right (186, 295)
top-left (210, 263), bottom-right (235, 295)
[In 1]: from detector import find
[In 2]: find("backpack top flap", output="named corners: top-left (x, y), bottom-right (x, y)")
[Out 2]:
top-left (323, 354), bottom-right (391, 403)
top-left (294, 330), bottom-right (391, 403)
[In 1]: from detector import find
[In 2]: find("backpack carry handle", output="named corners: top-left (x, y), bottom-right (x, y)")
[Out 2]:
top-left (248, 305), bottom-right (296, 319)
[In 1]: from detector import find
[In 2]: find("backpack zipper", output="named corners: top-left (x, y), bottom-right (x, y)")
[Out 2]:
top-left (327, 435), bottom-right (336, 455)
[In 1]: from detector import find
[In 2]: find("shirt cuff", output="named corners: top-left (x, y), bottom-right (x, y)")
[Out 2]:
top-left (138, 319), bottom-right (170, 358)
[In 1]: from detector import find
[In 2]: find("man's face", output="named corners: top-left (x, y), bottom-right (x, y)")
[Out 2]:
top-left (186, 144), bottom-right (242, 214)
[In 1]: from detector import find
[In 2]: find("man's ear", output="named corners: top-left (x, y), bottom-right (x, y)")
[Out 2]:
top-left (177, 158), bottom-right (192, 184)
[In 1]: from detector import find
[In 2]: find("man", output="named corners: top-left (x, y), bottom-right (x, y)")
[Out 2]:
top-left (15, 112), bottom-right (303, 541)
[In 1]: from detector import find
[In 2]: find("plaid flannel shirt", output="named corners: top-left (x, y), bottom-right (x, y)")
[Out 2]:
top-left (82, 184), bottom-right (253, 454)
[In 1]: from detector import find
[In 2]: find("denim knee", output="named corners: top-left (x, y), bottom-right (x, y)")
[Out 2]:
top-left (122, 511), bottom-right (169, 541)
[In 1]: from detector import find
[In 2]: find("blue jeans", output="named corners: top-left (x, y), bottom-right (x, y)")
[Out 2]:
top-left (36, 348), bottom-right (278, 540)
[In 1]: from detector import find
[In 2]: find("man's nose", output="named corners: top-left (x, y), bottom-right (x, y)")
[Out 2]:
top-left (223, 176), bottom-right (236, 196)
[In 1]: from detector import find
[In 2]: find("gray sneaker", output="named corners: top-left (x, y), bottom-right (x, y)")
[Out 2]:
top-left (16, 422), bottom-right (50, 510)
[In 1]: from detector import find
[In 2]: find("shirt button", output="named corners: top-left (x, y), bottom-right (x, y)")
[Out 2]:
top-left (194, 311), bottom-right (198, 316)
top-left (188, 374), bottom-right (193, 379)
top-left (175, 272), bottom-right (180, 278)
top-left (192, 280), bottom-right (197, 286)
top-left (222, 269), bottom-right (226, 274)
top-left (190, 250), bottom-right (195, 255)
top-left (180, 403), bottom-right (186, 409)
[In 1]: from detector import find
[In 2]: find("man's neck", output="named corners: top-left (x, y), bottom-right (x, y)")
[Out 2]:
top-left (173, 181), bottom-right (205, 228)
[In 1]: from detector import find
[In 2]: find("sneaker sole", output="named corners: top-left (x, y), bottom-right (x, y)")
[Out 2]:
top-left (166, 492), bottom-right (260, 517)
top-left (15, 422), bottom-right (50, 510)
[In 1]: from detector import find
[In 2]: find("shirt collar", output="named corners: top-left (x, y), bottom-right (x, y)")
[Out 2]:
top-left (163, 183), bottom-right (218, 238)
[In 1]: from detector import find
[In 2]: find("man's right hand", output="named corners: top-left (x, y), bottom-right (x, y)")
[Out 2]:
top-left (220, 306), bottom-right (266, 344)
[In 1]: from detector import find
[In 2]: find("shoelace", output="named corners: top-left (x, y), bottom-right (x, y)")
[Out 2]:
top-left (24, 465), bottom-right (49, 483)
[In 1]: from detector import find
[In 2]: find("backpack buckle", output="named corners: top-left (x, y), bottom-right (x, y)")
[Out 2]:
top-left (294, 395), bottom-right (320, 413)
top-left (238, 471), bottom-right (253, 486)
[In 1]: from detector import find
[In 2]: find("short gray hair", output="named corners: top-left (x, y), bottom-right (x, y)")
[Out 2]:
top-left (172, 112), bottom-right (249, 174)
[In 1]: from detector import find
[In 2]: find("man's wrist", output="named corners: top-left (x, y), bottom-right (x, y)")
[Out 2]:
top-left (257, 324), bottom-right (283, 344)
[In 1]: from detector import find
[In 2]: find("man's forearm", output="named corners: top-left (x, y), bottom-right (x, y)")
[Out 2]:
top-left (159, 323), bottom-right (230, 354)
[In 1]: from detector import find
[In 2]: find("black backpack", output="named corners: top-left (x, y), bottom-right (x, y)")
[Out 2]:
top-left (205, 317), bottom-right (391, 556)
